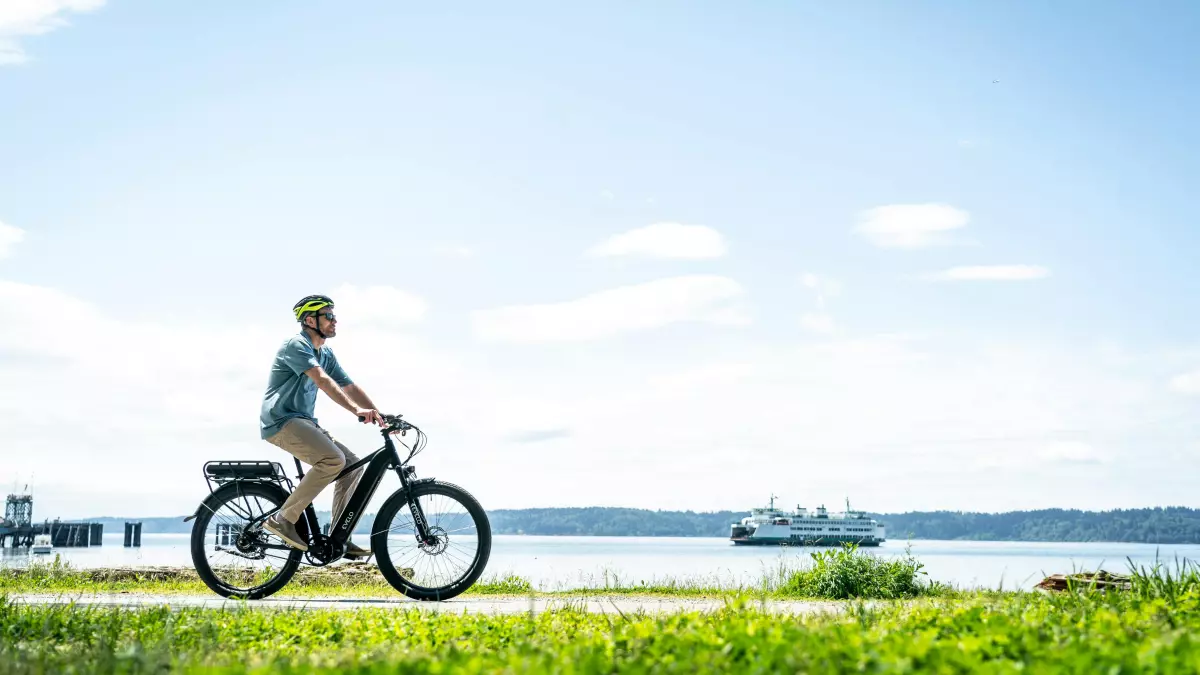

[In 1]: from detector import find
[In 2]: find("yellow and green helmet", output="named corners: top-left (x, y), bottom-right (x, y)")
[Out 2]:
top-left (293, 294), bottom-right (333, 322)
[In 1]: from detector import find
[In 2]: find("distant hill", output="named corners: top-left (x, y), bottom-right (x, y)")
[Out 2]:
top-left (873, 507), bottom-right (1200, 544)
top-left (488, 507), bottom-right (745, 538)
top-left (81, 506), bottom-right (1200, 544)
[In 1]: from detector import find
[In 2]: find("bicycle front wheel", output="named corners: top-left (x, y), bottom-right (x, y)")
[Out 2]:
top-left (371, 481), bottom-right (492, 600)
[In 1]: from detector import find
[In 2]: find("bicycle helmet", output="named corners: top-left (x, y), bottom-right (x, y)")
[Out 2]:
top-left (293, 294), bottom-right (334, 337)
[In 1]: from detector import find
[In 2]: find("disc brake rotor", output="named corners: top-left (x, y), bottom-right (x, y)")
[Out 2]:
top-left (418, 525), bottom-right (449, 555)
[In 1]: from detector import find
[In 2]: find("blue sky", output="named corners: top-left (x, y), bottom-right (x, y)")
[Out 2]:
top-left (2, 2), bottom-right (1198, 519)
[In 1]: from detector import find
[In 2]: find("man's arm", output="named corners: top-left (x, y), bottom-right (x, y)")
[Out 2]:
top-left (343, 383), bottom-right (380, 411)
top-left (304, 366), bottom-right (379, 422)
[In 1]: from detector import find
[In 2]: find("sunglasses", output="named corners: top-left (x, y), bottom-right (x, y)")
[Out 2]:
top-left (317, 312), bottom-right (336, 322)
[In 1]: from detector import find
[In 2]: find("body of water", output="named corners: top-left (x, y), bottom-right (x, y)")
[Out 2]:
top-left (3, 533), bottom-right (1197, 591)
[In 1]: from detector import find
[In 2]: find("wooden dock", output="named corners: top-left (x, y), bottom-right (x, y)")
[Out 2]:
top-left (1, 494), bottom-right (106, 549)
top-left (0, 520), bottom-right (105, 548)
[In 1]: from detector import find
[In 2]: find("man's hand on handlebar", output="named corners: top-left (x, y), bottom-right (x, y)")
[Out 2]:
top-left (355, 408), bottom-right (384, 426)
top-left (354, 411), bottom-right (412, 435)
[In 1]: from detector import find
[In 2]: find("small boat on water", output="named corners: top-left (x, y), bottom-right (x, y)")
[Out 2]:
top-left (730, 494), bottom-right (886, 546)
top-left (31, 533), bottom-right (53, 554)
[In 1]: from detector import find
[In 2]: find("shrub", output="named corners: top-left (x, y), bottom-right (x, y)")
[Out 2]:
top-left (779, 543), bottom-right (946, 599)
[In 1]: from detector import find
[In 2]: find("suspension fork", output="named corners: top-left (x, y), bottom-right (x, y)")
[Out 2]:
top-left (391, 442), bottom-right (436, 545)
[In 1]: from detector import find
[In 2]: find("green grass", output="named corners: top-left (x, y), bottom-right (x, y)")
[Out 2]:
top-left (0, 556), bottom-right (534, 598)
top-left (0, 544), bottom-right (948, 601)
top-left (2, 559), bottom-right (1199, 673)
top-left (1, 554), bottom-right (1195, 673)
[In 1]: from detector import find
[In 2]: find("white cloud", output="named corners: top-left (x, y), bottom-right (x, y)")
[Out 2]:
top-left (924, 265), bottom-right (1051, 282)
top-left (976, 441), bottom-right (1108, 470)
top-left (855, 203), bottom-right (970, 249)
top-left (585, 333), bottom-right (1197, 511)
top-left (801, 273), bottom-right (841, 309)
top-left (0, 0), bottom-right (105, 65)
top-left (0, 279), bottom-right (479, 518)
top-left (3, 277), bottom-right (1198, 519)
top-left (471, 275), bottom-right (748, 343)
top-left (505, 428), bottom-right (572, 443)
top-left (1038, 441), bottom-right (1107, 464)
top-left (328, 283), bottom-right (426, 328)
top-left (800, 312), bottom-right (836, 334)
top-left (646, 362), bottom-right (756, 394)
top-left (433, 245), bottom-right (475, 259)
top-left (957, 137), bottom-right (993, 150)
top-left (799, 274), bottom-right (840, 333)
top-left (0, 221), bottom-right (25, 258)
top-left (587, 222), bottom-right (726, 259)
top-left (1170, 370), bottom-right (1200, 395)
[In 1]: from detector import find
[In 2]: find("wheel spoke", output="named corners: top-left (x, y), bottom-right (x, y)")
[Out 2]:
top-left (373, 484), bottom-right (490, 599)
top-left (192, 485), bottom-right (300, 597)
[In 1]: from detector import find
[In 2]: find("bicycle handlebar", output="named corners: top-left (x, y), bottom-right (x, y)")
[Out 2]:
top-left (357, 412), bottom-right (413, 434)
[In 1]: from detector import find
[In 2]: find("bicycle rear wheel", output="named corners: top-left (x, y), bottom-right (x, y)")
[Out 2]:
top-left (371, 481), bottom-right (491, 600)
top-left (189, 482), bottom-right (304, 599)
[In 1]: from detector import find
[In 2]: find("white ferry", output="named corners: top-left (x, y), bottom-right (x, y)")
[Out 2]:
top-left (730, 495), bottom-right (885, 546)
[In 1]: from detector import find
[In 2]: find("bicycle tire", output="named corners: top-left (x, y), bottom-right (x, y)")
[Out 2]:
top-left (189, 481), bottom-right (304, 599)
top-left (371, 481), bottom-right (492, 601)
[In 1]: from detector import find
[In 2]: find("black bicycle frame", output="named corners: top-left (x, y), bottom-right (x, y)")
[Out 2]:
top-left (292, 427), bottom-right (434, 556)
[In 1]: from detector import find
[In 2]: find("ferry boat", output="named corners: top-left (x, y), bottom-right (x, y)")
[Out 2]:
top-left (730, 495), bottom-right (885, 546)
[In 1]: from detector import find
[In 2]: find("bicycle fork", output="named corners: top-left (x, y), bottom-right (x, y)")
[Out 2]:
top-left (396, 464), bottom-right (437, 546)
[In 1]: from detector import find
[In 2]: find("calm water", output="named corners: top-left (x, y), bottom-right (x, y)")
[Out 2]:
top-left (3, 533), bottom-right (1197, 591)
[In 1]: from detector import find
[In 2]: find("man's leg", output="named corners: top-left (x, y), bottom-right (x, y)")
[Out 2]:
top-left (264, 418), bottom-right (346, 550)
top-left (320, 428), bottom-right (364, 529)
top-left (316, 427), bottom-right (371, 558)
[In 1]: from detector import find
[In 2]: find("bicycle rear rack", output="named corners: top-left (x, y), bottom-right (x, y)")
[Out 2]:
top-left (202, 460), bottom-right (294, 493)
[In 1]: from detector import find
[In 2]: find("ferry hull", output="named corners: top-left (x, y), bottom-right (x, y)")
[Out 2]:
top-left (731, 537), bottom-right (882, 547)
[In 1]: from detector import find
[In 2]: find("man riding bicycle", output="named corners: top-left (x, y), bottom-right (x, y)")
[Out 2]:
top-left (260, 294), bottom-right (384, 558)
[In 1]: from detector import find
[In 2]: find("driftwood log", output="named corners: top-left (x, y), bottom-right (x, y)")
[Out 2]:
top-left (1035, 570), bottom-right (1132, 592)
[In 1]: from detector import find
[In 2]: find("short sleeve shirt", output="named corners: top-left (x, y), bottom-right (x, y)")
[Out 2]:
top-left (260, 330), bottom-right (353, 439)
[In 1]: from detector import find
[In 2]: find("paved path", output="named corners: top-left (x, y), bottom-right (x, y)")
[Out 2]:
top-left (9, 592), bottom-right (859, 616)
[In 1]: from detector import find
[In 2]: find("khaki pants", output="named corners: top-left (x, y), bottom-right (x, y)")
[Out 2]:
top-left (267, 418), bottom-right (364, 525)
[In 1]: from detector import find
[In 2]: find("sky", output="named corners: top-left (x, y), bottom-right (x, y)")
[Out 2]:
top-left (1, 1), bottom-right (1199, 521)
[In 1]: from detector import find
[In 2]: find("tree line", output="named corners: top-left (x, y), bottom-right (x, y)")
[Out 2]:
top-left (875, 507), bottom-right (1200, 544)
top-left (486, 506), bottom-right (1200, 543)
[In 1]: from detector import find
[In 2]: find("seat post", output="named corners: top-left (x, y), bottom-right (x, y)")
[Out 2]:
top-left (294, 458), bottom-right (305, 480)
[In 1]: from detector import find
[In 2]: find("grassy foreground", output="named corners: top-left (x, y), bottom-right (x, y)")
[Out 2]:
top-left (1, 545), bottom-right (949, 600)
top-left (3, 560), bottom-right (1200, 673)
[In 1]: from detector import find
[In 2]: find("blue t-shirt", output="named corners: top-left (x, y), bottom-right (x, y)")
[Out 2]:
top-left (260, 331), bottom-right (353, 439)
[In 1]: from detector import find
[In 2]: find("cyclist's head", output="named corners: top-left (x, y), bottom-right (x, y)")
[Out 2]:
top-left (293, 294), bottom-right (336, 338)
